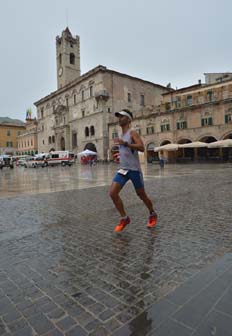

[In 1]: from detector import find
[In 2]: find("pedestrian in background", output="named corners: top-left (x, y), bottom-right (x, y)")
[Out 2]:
top-left (159, 150), bottom-right (165, 171)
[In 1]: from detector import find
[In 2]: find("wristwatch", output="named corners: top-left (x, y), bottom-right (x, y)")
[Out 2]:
top-left (124, 141), bottom-right (128, 147)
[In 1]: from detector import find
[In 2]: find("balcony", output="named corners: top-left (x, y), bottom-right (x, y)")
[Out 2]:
top-left (95, 90), bottom-right (109, 102)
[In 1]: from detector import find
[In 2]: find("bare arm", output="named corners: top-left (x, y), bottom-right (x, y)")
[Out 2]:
top-left (116, 130), bottom-right (145, 152)
top-left (129, 130), bottom-right (145, 152)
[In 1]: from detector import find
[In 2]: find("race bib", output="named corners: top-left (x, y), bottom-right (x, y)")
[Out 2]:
top-left (118, 169), bottom-right (129, 175)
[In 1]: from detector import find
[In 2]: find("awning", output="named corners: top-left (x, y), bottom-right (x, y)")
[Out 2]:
top-left (77, 149), bottom-right (97, 156)
top-left (154, 144), bottom-right (179, 152)
top-left (178, 141), bottom-right (208, 148)
top-left (208, 139), bottom-right (232, 148)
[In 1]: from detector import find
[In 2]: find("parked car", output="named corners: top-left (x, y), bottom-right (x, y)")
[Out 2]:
top-left (17, 158), bottom-right (27, 166)
top-left (0, 155), bottom-right (14, 169)
top-left (24, 156), bottom-right (46, 168)
top-left (35, 153), bottom-right (50, 167)
top-left (15, 156), bottom-right (29, 166)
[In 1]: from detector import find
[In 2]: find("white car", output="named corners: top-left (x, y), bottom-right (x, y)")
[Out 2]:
top-left (17, 158), bottom-right (27, 166)
top-left (24, 157), bottom-right (46, 168)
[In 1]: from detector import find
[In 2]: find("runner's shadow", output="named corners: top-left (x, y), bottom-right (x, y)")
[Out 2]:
top-left (111, 234), bottom-right (131, 260)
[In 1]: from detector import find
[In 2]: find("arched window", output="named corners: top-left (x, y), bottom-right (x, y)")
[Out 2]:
top-left (48, 136), bottom-right (52, 144)
top-left (52, 136), bottom-right (55, 143)
top-left (70, 53), bottom-right (75, 65)
top-left (90, 126), bottom-right (95, 136)
top-left (85, 127), bottom-right (89, 137)
top-left (59, 54), bottom-right (62, 65)
top-left (147, 143), bottom-right (155, 151)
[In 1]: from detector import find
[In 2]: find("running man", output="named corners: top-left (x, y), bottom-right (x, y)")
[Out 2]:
top-left (109, 109), bottom-right (158, 232)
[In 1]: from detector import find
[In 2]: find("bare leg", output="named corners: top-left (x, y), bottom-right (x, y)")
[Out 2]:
top-left (136, 188), bottom-right (154, 213)
top-left (160, 166), bottom-right (164, 176)
top-left (109, 182), bottom-right (126, 217)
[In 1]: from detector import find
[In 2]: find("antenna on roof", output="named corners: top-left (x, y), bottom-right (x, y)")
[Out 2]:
top-left (66, 8), bottom-right (69, 27)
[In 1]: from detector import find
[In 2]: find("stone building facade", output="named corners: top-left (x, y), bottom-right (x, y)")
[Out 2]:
top-left (108, 74), bottom-right (232, 162)
top-left (34, 28), bottom-right (169, 159)
top-left (0, 118), bottom-right (25, 155)
top-left (159, 77), bottom-right (232, 143)
top-left (17, 118), bottom-right (38, 155)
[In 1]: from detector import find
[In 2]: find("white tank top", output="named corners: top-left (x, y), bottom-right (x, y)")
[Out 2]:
top-left (119, 129), bottom-right (141, 171)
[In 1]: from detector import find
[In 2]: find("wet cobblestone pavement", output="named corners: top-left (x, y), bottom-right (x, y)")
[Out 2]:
top-left (0, 164), bottom-right (232, 335)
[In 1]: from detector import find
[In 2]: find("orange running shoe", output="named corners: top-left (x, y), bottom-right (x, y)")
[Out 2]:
top-left (114, 216), bottom-right (131, 232)
top-left (147, 212), bottom-right (158, 228)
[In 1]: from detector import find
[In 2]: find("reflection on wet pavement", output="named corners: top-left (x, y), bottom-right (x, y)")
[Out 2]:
top-left (1, 162), bottom-right (232, 198)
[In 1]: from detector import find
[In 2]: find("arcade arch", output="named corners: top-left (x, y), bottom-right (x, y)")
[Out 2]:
top-left (198, 135), bottom-right (218, 161)
top-left (177, 138), bottom-right (191, 144)
top-left (176, 138), bottom-right (193, 161)
top-left (84, 143), bottom-right (97, 152)
top-left (222, 132), bottom-right (232, 140)
top-left (221, 132), bottom-right (232, 161)
top-left (160, 140), bottom-right (171, 146)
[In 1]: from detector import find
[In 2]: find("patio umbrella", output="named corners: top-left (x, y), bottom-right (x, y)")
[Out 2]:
top-left (154, 144), bottom-right (179, 152)
top-left (178, 141), bottom-right (208, 148)
top-left (208, 139), bottom-right (232, 148)
top-left (77, 149), bottom-right (97, 156)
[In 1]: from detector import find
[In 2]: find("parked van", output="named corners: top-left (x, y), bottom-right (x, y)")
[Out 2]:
top-left (0, 155), bottom-right (14, 169)
top-left (46, 151), bottom-right (75, 166)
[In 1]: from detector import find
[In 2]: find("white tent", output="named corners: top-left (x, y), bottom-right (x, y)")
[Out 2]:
top-left (154, 144), bottom-right (179, 152)
top-left (178, 141), bottom-right (208, 148)
top-left (77, 149), bottom-right (97, 156)
top-left (208, 139), bottom-right (232, 148)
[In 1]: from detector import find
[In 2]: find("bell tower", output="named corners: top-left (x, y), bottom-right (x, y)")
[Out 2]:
top-left (56, 27), bottom-right (80, 89)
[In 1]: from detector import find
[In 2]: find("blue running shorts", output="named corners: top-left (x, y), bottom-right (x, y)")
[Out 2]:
top-left (113, 170), bottom-right (144, 190)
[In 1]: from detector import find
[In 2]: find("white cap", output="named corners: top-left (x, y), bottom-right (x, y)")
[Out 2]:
top-left (115, 110), bottom-right (133, 121)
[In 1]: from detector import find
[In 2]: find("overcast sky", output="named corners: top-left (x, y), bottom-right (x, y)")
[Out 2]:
top-left (0, 0), bottom-right (232, 121)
